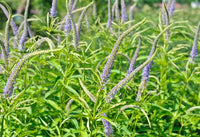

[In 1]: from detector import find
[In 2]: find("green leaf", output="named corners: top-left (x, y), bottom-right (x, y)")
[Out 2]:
top-left (45, 99), bottom-right (62, 111)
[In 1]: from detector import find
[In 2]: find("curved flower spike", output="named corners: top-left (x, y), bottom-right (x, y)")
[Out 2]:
top-left (136, 25), bottom-right (172, 101)
top-left (3, 48), bottom-right (63, 98)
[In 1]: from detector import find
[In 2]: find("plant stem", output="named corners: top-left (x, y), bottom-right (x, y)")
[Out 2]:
top-left (0, 115), bottom-right (5, 137)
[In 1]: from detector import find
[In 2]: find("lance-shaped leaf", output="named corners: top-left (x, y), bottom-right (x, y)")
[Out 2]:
top-left (3, 47), bottom-right (63, 98)
top-left (101, 19), bottom-right (146, 85)
top-left (120, 105), bottom-right (151, 128)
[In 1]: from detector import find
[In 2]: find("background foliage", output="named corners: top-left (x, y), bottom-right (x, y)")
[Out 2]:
top-left (0, 0), bottom-right (200, 136)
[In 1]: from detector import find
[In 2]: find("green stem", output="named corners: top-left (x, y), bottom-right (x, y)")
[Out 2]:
top-left (0, 115), bottom-right (5, 137)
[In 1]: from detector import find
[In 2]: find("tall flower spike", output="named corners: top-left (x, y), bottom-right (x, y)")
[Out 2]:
top-left (105, 26), bottom-right (171, 103)
top-left (168, 0), bottom-right (176, 16)
top-left (101, 19), bottom-right (146, 86)
top-left (3, 48), bottom-right (63, 98)
top-left (135, 25), bottom-right (171, 102)
top-left (162, 1), bottom-right (170, 40)
top-left (107, 0), bottom-right (112, 28)
top-left (0, 39), bottom-right (7, 66)
top-left (121, 0), bottom-right (127, 22)
top-left (101, 113), bottom-right (113, 137)
top-left (2, 2), bottom-right (12, 60)
top-left (162, 1), bottom-right (167, 25)
top-left (64, 0), bottom-right (77, 35)
top-left (19, 0), bottom-right (30, 51)
top-left (190, 23), bottom-right (200, 63)
top-left (115, 0), bottom-right (120, 22)
top-left (0, 4), bottom-right (18, 35)
top-left (129, 4), bottom-right (135, 28)
top-left (105, 48), bottom-right (157, 103)
top-left (50, 0), bottom-right (57, 17)
top-left (93, 0), bottom-right (97, 17)
top-left (64, 13), bottom-right (72, 34)
top-left (0, 2), bottom-right (18, 48)
top-left (111, 1), bottom-right (116, 21)
top-left (66, 0), bottom-right (78, 49)
top-left (85, 12), bottom-right (90, 31)
top-left (127, 36), bottom-right (142, 75)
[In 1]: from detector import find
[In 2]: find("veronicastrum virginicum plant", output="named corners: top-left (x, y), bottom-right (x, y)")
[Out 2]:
top-left (0, 0), bottom-right (199, 136)
top-left (3, 47), bottom-right (64, 98)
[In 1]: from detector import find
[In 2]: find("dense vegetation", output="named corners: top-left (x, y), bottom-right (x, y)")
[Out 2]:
top-left (0, 0), bottom-right (200, 136)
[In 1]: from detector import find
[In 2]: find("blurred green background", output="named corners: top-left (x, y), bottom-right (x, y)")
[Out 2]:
top-left (0, 0), bottom-right (199, 30)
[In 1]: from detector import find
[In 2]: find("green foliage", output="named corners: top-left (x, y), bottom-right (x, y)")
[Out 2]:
top-left (0, 0), bottom-right (200, 136)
